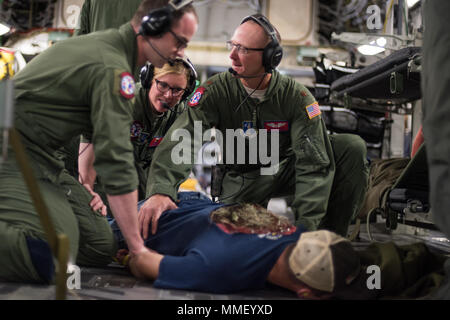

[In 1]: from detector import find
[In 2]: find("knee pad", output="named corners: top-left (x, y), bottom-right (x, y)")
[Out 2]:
top-left (26, 237), bottom-right (54, 283)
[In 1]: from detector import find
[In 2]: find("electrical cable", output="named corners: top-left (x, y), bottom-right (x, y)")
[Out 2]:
top-left (366, 207), bottom-right (379, 242)
top-left (217, 170), bottom-right (262, 202)
top-left (403, 2), bottom-right (409, 36)
top-left (348, 218), bottom-right (361, 241)
top-left (76, 141), bottom-right (93, 185)
top-left (233, 72), bottom-right (267, 113)
top-left (78, 141), bottom-right (91, 157)
top-left (166, 101), bottom-right (186, 115)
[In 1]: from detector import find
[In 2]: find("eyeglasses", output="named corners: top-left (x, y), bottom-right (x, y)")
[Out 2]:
top-left (154, 79), bottom-right (186, 97)
top-left (168, 29), bottom-right (188, 50)
top-left (226, 41), bottom-right (264, 55)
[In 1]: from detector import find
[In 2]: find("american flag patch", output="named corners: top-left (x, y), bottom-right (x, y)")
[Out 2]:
top-left (305, 102), bottom-right (321, 119)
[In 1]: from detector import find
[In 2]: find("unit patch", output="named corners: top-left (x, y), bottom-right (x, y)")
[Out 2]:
top-left (119, 72), bottom-right (135, 99)
top-left (138, 132), bottom-right (150, 144)
top-left (130, 121), bottom-right (151, 143)
top-left (242, 121), bottom-right (257, 138)
top-left (305, 101), bottom-right (321, 119)
top-left (264, 121), bottom-right (289, 132)
top-left (188, 87), bottom-right (205, 107)
top-left (242, 121), bottom-right (253, 133)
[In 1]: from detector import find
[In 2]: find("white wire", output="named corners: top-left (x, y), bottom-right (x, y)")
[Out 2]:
top-left (366, 208), bottom-right (376, 242)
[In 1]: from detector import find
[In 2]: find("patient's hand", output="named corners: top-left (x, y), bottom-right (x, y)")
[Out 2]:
top-left (128, 247), bottom-right (163, 280)
top-left (138, 194), bottom-right (178, 239)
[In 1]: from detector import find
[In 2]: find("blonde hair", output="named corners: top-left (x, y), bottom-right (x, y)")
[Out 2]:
top-left (153, 60), bottom-right (191, 84)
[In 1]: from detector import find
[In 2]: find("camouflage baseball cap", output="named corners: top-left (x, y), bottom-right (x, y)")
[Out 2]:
top-left (288, 230), bottom-right (361, 293)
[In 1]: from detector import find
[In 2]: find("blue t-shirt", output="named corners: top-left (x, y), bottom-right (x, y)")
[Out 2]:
top-left (113, 192), bottom-right (305, 293)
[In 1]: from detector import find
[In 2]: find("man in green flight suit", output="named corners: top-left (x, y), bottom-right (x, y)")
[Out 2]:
top-left (61, 0), bottom-right (144, 179)
top-left (0, 0), bottom-right (198, 283)
top-left (136, 14), bottom-right (369, 242)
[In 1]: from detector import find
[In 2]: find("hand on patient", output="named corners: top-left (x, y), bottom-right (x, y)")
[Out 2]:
top-left (138, 194), bottom-right (178, 239)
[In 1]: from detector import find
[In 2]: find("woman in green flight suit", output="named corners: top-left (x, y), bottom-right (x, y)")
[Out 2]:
top-left (79, 58), bottom-right (197, 215)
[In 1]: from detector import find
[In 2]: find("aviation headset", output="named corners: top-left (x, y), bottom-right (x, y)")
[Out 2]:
top-left (139, 0), bottom-right (193, 37)
top-left (140, 56), bottom-right (198, 102)
top-left (240, 14), bottom-right (283, 73)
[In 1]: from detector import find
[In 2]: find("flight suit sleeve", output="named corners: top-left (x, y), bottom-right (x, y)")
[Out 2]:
top-left (80, 135), bottom-right (91, 143)
top-left (88, 67), bottom-right (138, 195)
top-left (73, 0), bottom-right (90, 36)
top-left (146, 87), bottom-right (216, 201)
top-left (289, 85), bottom-right (335, 230)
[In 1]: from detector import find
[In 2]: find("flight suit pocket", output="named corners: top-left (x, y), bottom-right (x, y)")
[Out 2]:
top-left (298, 134), bottom-right (330, 168)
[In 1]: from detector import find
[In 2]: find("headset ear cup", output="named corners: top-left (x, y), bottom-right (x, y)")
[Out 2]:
top-left (271, 46), bottom-right (283, 70)
top-left (140, 64), bottom-right (154, 89)
top-left (262, 46), bottom-right (272, 72)
top-left (140, 7), bottom-right (173, 37)
top-left (263, 43), bottom-right (283, 72)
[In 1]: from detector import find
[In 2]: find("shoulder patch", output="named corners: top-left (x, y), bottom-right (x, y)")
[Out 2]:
top-left (119, 72), bottom-right (135, 99)
top-left (305, 101), bottom-right (321, 119)
top-left (301, 91), bottom-right (308, 97)
top-left (188, 87), bottom-right (205, 107)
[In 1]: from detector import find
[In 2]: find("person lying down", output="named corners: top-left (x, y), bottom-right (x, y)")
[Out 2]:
top-left (112, 192), bottom-right (446, 299)
top-left (112, 192), bottom-right (377, 299)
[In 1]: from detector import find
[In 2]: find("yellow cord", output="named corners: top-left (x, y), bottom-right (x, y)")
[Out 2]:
top-left (383, 0), bottom-right (395, 33)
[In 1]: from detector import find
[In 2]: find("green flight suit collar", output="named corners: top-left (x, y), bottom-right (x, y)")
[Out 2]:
top-left (229, 70), bottom-right (282, 104)
top-left (118, 23), bottom-right (139, 78)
